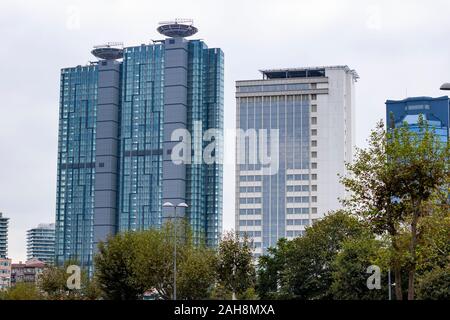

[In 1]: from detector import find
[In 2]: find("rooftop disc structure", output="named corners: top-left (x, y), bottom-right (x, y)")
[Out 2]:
top-left (91, 42), bottom-right (124, 60)
top-left (157, 19), bottom-right (198, 38)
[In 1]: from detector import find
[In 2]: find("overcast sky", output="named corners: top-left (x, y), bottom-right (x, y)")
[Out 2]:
top-left (1, 0), bottom-right (450, 262)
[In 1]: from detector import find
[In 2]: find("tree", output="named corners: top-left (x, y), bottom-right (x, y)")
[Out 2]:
top-left (95, 222), bottom-right (217, 300)
top-left (177, 245), bottom-right (217, 300)
top-left (1, 283), bottom-right (43, 300)
top-left (95, 232), bottom-right (145, 300)
top-left (39, 260), bottom-right (101, 300)
top-left (281, 211), bottom-right (366, 299)
top-left (216, 231), bottom-right (255, 300)
top-left (416, 266), bottom-right (450, 300)
top-left (331, 234), bottom-right (389, 300)
top-left (341, 119), bottom-right (449, 299)
top-left (256, 238), bottom-right (292, 299)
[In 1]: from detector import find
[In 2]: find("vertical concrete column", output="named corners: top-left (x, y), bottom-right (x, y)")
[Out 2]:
top-left (162, 37), bottom-right (189, 220)
top-left (93, 60), bottom-right (120, 250)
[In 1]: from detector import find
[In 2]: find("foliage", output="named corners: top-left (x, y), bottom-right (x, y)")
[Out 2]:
top-left (331, 234), bottom-right (389, 300)
top-left (95, 221), bottom-right (217, 300)
top-left (38, 261), bottom-right (101, 300)
top-left (256, 238), bottom-right (292, 299)
top-left (282, 211), bottom-right (367, 299)
top-left (216, 231), bottom-right (256, 299)
top-left (416, 266), bottom-right (450, 300)
top-left (0, 283), bottom-right (43, 300)
top-left (340, 118), bottom-right (449, 299)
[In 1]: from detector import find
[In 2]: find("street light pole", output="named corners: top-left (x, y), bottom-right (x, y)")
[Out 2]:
top-left (163, 201), bottom-right (188, 301)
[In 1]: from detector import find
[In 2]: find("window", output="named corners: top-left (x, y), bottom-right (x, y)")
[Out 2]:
top-left (312, 196), bottom-right (317, 203)
top-left (311, 105), bottom-right (317, 112)
top-left (311, 151), bottom-right (317, 158)
top-left (312, 208), bottom-right (318, 214)
top-left (312, 185), bottom-right (317, 191)
top-left (311, 83), bottom-right (317, 89)
top-left (311, 162), bottom-right (317, 169)
top-left (312, 174), bottom-right (317, 180)
top-left (311, 140), bottom-right (317, 147)
top-left (311, 129), bottom-right (317, 136)
top-left (311, 117), bottom-right (317, 125)
top-left (311, 94), bottom-right (317, 100)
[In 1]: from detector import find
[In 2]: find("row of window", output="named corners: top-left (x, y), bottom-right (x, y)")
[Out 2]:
top-left (239, 197), bottom-right (262, 204)
top-left (239, 231), bottom-right (262, 237)
top-left (287, 219), bottom-right (310, 226)
top-left (239, 186), bottom-right (262, 193)
top-left (239, 220), bottom-right (262, 227)
top-left (239, 209), bottom-right (262, 215)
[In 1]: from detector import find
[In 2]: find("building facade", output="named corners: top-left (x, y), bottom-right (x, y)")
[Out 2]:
top-left (235, 66), bottom-right (357, 257)
top-left (0, 258), bottom-right (11, 290)
top-left (27, 223), bottom-right (56, 264)
top-left (0, 213), bottom-right (8, 258)
top-left (10, 259), bottom-right (46, 286)
top-left (386, 96), bottom-right (449, 143)
top-left (55, 21), bottom-right (223, 268)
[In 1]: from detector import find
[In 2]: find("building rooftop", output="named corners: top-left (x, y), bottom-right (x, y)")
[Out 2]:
top-left (259, 66), bottom-right (359, 81)
top-left (386, 96), bottom-right (449, 104)
top-left (157, 19), bottom-right (198, 38)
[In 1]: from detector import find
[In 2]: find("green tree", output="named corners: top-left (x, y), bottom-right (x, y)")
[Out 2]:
top-left (281, 211), bottom-right (366, 299)
top-left (416, 266), bottom-right (450, 300)
top-left (39, 261), bottom-right (101, 300)
top-left (216, 231), bottom-right (255, 300)
top-left (178, 245), bottom-right (217, 300)
top-left (256, 238), bottom-right (292, 299)
top-left (95, 232), bottom-right (145, 300)
top-left (341, 119), bottom-right (449, 300)
top-left (95, 222), bottom-right (217, 300)
top-left (1, 283), bottom-right (43, 300)
top-left (331, 234), bottom-right (389, 300)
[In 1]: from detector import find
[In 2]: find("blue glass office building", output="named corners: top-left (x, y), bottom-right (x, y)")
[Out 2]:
top-left (55, 22), bottom-right (223, 268)
top-left (386, 96), bottom-right (449, 143)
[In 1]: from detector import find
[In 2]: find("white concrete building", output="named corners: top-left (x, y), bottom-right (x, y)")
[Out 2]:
top-left (235, 66), bottom-right (358, 257)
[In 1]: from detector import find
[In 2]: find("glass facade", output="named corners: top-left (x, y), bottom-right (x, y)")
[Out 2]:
top-left (56, 39), bottom-right (223, 268)
top-left (118, 44), bottom-right (165, 232)
top-left (0, 213), bottom-right (8, 258)
top-left (237, 93), bottom-right (310, 254)
top-left (56, 65), bottom-right (97, 267)
top-left (186, 42), bottom-right (224, 246)
top-left (386, 96), bottom-right (449, 143)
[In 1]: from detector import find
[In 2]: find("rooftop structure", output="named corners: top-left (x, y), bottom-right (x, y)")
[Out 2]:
top-left (157, 19), bottom-right (198, 37)
top-left (91, 42), bottom-right (124, 60)
top-left (259, 66), bottom-right (359, 81)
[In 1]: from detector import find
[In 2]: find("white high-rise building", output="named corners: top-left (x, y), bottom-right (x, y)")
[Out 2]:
top-left (27, 223), bottom-right (55, 264)
top-left (235, 66), bottom-right (358, 257)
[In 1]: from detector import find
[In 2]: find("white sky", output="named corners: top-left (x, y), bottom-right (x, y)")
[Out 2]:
top-left (1, 0), bottom-right (450, 262)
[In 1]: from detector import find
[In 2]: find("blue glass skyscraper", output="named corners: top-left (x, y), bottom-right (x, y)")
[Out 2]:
top-left (386, 96), bottom-right (449, 143)
top-left (55, 21), bottom-right (223, 268)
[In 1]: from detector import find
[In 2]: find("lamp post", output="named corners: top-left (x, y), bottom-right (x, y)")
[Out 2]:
top-left (162, 201), bottom-right (188, 300)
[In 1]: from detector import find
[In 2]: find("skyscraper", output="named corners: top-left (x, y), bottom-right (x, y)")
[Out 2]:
top-left (27, 223), bottom-right (56, 264)
top-left (55, 20), bottom-right (224, 268)
top-left (0, 213), bottom-right (8, 258)
top-left (235, 66), bottom-right (358, 257)
top-left (386, 96), bottom-right (449, 143)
